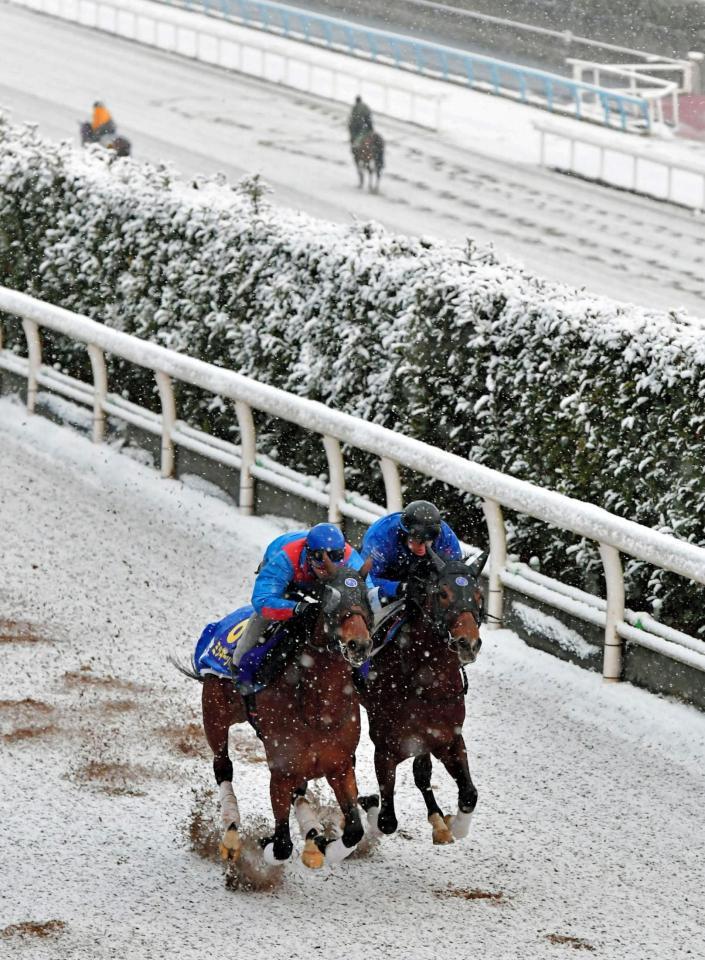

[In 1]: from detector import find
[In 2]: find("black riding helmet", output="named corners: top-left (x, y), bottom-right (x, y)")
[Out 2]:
top-left (399, 500), bottom-right (442, 541)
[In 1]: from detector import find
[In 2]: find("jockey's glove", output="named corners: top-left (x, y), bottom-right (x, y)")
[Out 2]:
top-left (294, 598), bottom-right (319, 617)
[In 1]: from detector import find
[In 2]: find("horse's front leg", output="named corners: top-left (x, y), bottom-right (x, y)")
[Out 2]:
top-left (413, 753), bottom-right (454, 845)
top-left (292, 785), bottom-right (326, 869)
top-left (261, 773), bottom-right (296, 864)
top-left (374, 747), bottom-right (400, 835)
top-left (319, 764), bottom-right (364, 865)
top-left (433, 734), bottom-right (478, 840)
top-left (202, 676), bottom-right (242, 861)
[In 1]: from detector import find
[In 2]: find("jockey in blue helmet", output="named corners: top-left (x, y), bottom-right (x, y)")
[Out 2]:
top-left (360, 500), bottom-right (462, 604)
top-left (231, 523), bottom-right (368, 682)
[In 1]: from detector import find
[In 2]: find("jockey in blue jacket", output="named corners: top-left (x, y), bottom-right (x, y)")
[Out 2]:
top-left (361, 500), bottom-right (462, 603)
top-left (231, 522), bottom-right (367, 682)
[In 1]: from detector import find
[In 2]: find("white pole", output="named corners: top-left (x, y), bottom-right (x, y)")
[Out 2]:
top-left (87, 343), bottom-right (107, 444)
top-left (599, 543), bottom-right (624, 682)
top-left (482, 498), bottom-right (506, 629)
top-left (236, 400), bottom-right (256, 515)
top-left (323, 434), bottom-right (345, 526)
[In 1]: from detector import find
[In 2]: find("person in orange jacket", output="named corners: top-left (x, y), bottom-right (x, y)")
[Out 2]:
top-left (91, 101), bottom-right (116, 141)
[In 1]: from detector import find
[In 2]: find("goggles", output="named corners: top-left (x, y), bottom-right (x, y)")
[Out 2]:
top-left (406, 525), bottom-right (440, 542)
top-left (310, 548), bottom-right (345, 565)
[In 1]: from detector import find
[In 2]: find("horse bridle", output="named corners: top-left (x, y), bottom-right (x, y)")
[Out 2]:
top-left (316, 575), bottom-right (373, 666)
top-left (407, 555), bottom-right (486, 652)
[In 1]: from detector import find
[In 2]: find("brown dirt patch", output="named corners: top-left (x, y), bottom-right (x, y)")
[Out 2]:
top-left (2, 724), bottom-right (58, 743)
top-left (546, 934), bottom-right (595, 951)
top-left (0, 698), bottom-right (54, 714)
top-left (1, 919), bottom-right (67, 939)
top-left (102, 699), bottom-right (136, 714)
top-left (160, 721), bottom-right (208, 758)
top-left (435, 887), bottom-right (506, 903)
top-left (0, 619), bottom-right (50, 644)
top-left (70, 760), bottom-right (158, 797)
top-left (62, 669), bottom-right (149, 694)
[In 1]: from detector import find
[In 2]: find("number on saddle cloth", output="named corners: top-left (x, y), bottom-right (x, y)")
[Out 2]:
top-left (193, 605), bottom-right (280, 690)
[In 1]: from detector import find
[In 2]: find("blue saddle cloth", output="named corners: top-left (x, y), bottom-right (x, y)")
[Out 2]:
top-left (194, 605), bottom-right (281, 691)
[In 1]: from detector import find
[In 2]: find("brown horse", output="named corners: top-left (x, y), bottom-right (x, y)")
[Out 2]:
top-left (179, 565), bottom-right (373, 868)
top-left (359, 549), bottom-right (487, 845)
top-left (352, 130), bottom-right (385, 192)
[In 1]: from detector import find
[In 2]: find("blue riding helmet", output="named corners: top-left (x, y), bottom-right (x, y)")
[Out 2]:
top-left (306, 523), bottom-right (346, 563)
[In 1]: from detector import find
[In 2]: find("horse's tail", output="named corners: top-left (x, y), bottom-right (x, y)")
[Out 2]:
top-left (168, 651), bottom-right (204, 683)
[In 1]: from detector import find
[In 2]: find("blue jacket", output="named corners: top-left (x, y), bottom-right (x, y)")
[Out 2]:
top-left (360, 512), bottom-right (462, 601)
top-left (252, 530), bottom-right (367, 621)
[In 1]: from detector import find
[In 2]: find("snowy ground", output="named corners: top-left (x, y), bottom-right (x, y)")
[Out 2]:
top-left (1, 396), bottom-right (704, 960)
top-left (1, 1), bottom-right (705, 318)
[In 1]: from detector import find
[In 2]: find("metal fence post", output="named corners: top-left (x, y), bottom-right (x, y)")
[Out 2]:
top-left (482, 498), bottom-right (506, 629)
top-left (155, 370), bottom-right (176, 478)
top-left (379, 457), bottom-right (402, 512)
top-left (87, 343), bottom-right (107, 443)
top-left (21, 318), bottom-right (41, 414)
top-left (599, 542), bottom-right (625, 682)
top-left (236, 400), bottom-right (256, 515)
top-left (323, 435), bottom-right (345, 526)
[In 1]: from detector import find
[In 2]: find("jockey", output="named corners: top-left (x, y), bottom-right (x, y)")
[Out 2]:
top-left (360, 500), bottom-right (462, 604)
top-left (348, 95), bottom-right (373, 144)
top-left (91, 101), bottom-right (117, 142)
top-left (231, 522), bottom-right (368, 685)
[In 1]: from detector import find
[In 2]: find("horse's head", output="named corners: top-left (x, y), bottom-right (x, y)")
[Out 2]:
top-left (410, 549), bottom-right (487, 665)
top-left (316, 566), bottom-right (373, 667)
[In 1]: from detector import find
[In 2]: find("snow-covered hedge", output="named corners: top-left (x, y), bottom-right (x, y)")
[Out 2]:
top-left (1, 114), bottom-right (703, 633)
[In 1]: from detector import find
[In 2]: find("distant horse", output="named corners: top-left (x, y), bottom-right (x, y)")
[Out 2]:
top-left (177, 564), bottom-right (373, 869)
top-left (359, 549), bottom-right (487, 845)
top-left (79, 121), bottom-right (131, 157)
top-left (352, 130), bottom-right (384, 192)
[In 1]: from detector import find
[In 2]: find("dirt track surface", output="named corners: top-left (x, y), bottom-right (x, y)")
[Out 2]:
top-left (1, 399), bottom-right (705, 959)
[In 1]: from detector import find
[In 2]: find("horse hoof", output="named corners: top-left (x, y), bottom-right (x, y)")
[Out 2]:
top-left (219, 823), bottom-right (241, 861)
top-left (301, 838), bottom-right (325, 869)
top-left (429, 813), bottom-right (454, 845)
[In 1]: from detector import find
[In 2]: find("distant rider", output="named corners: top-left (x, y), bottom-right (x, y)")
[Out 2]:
top-left (348, 95), bottom-right (373, 145)
top-left (91, 101), bottom-right (117, 143)
top-left (231, 523), bottom-right (368, 685)
top-left (360, 500), bottom-right (462, 604)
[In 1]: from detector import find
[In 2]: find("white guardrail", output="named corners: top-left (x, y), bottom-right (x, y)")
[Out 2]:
top-left (3, 288), bottom-right (705, 681)
top-left (8, 0), bottom-right (441, 130)
top-left (535, 118), bottom-right (705, 210)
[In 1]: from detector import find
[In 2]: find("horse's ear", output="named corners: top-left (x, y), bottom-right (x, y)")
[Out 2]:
top-left (359, 556), bottom-right (373, 577)
top-left (427, 545), bottom-right (445, 572)
top-left (466, 550), bottom-right (489, 580)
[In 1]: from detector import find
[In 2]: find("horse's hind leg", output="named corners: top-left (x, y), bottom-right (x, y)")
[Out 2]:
top-left (413, 753), bottom-right (454, 845)
top-left (261, 773), bottom-right (296, 864)
top-left (202, 676), bottom-right (243, 860)
top-left (292, 785), bottom-right (326, 869)
top-left (433, 735), bottom-right (478, 840)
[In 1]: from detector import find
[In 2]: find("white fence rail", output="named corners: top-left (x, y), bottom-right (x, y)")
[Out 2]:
top-left (2, 286), bottom-right (705, 681)
top-left (535, 118), bottom-right (705, 210)
top-left (7, 0), bottom-right (442, 130)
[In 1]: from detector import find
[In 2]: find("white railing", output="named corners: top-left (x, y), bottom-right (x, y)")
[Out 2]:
top-left (569, 59), bottom-right (687, 127)
top-left (7, 0), bottom-right (442, 130)
top-left (2, 286), bottom-right (705, 682)
top-left (535, 118), bottom-right (705, 211)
